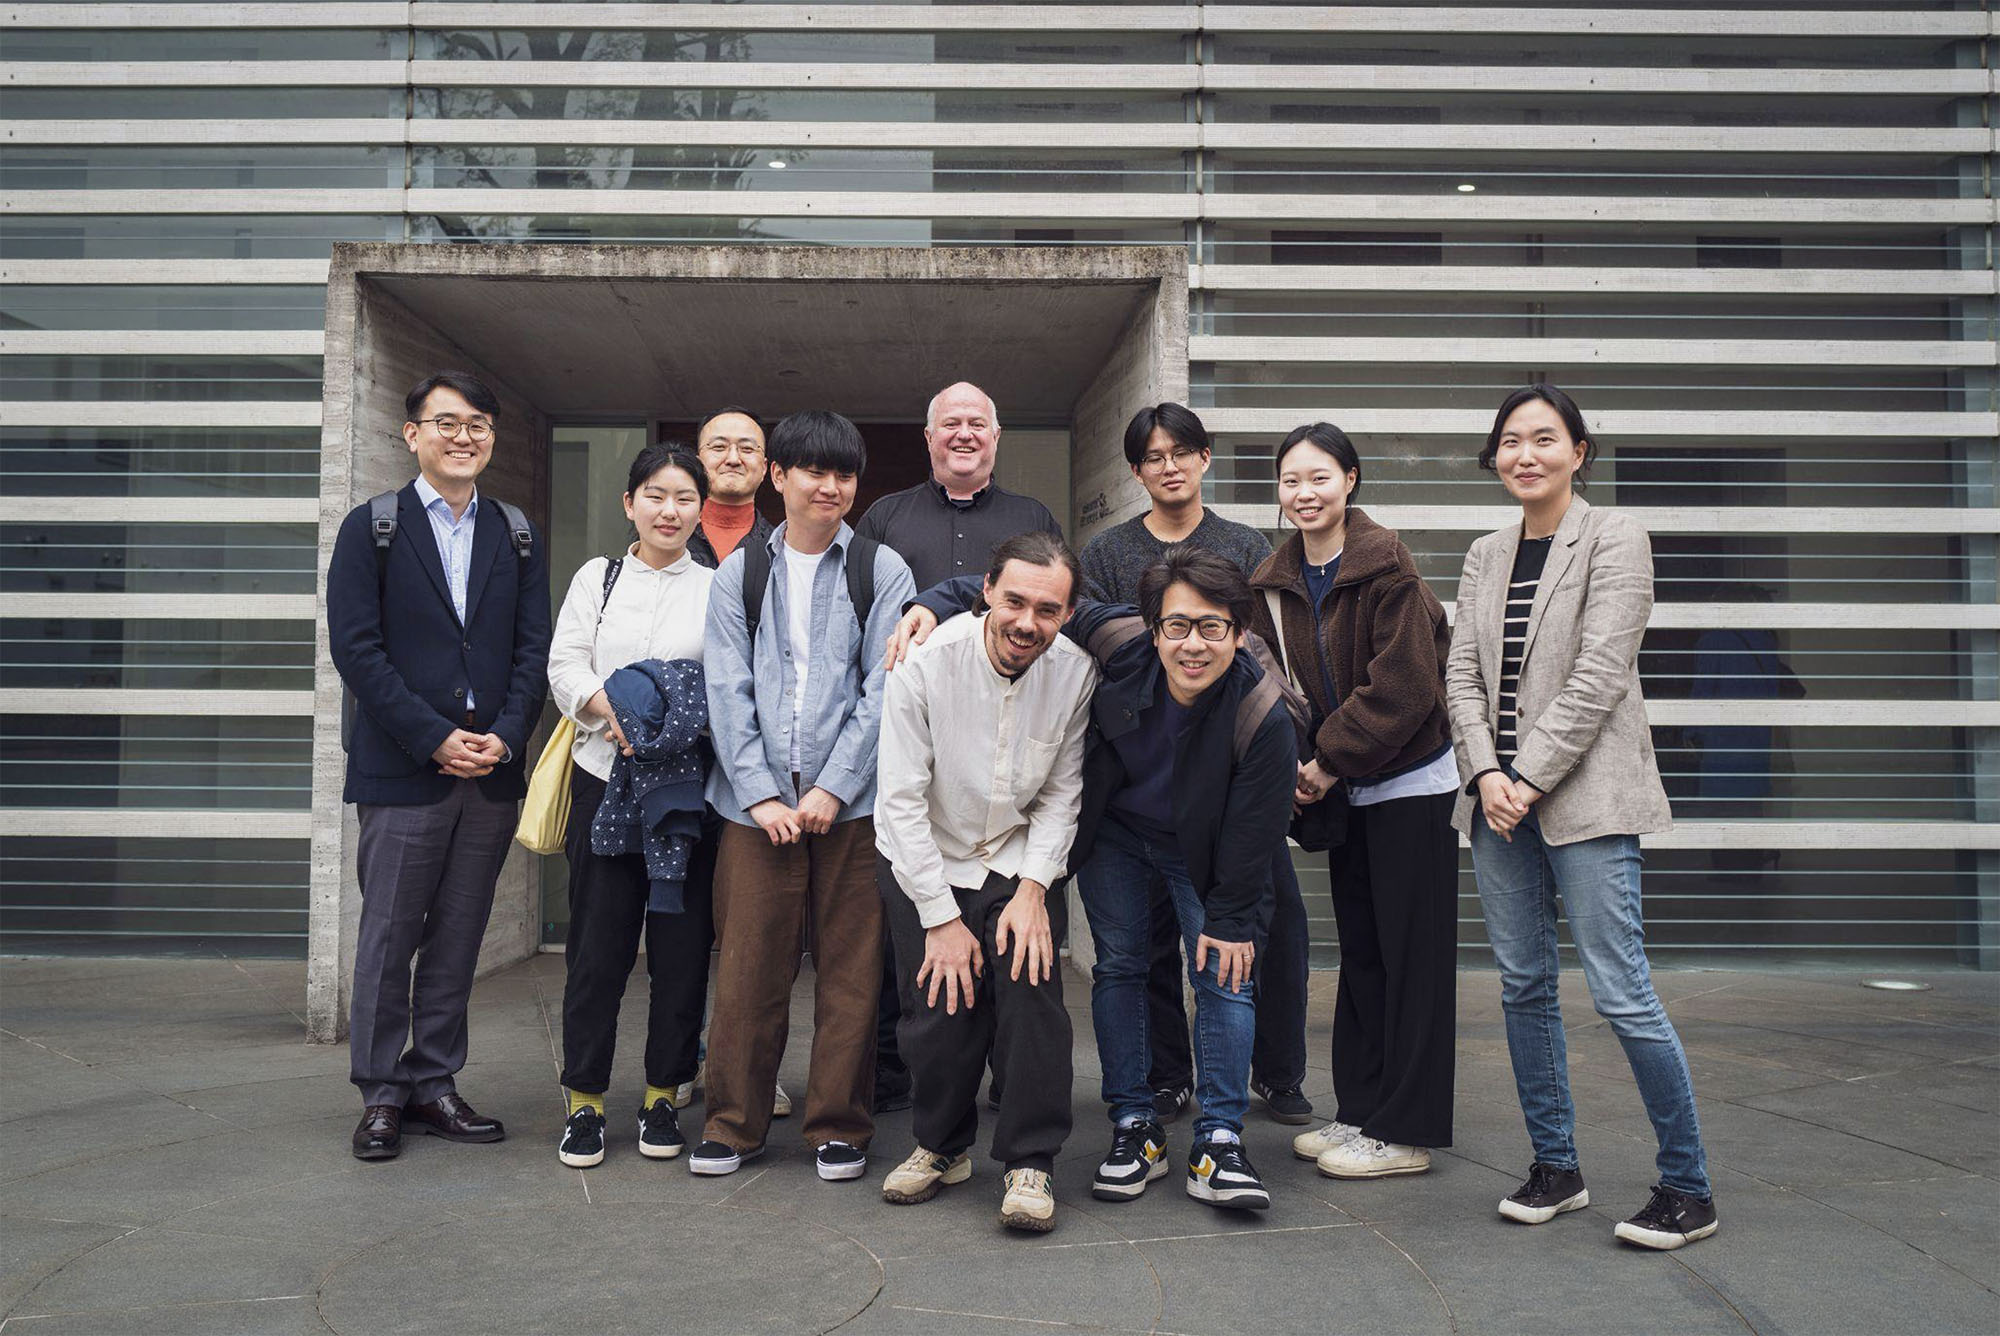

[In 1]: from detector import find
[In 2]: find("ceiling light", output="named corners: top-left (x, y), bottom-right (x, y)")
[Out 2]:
top-left (1456, 182), bottom-right (1476, 193)
top-left (768, 158), bottom-right (789, 170)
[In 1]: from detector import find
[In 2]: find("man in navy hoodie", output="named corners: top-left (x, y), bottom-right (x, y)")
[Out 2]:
top-left (326, 370), bottom-right (551, 1161)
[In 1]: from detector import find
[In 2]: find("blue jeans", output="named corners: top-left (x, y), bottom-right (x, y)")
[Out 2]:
top-left (1078, 816), bottom-right (1256, 1137)
top-left (1472, 814), bottom-right (1711, 1197)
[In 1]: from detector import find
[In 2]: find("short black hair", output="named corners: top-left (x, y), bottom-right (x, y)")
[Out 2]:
top-left (1480, 383), bottom-right (1597, 478)
top-left (1274, 422), bottom-right (1362, 502)
top-left (404, 370), bottom-right (499, 423)
top-left (1123, 402), bottom-right (1210, 468)
top-left (1137, 543), bottom-right (1255, 633)
top-left (626, 441), bottom-right (707, 502)
top-left (985, 530), bottom-right (1081, 605)
top-left (696, 405), bottom-right (764, 442)
top-left (767, 409), bottom-right (867, 476)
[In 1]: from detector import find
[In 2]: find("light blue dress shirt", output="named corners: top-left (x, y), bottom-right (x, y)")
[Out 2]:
top-left (414, 475), bottom-right (479, 709)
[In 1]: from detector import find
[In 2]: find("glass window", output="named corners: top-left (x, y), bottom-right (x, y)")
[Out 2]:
top-left (0, 837), bottom-right (308, 956)
top-left (0, 286), bottom-right (329, 333)
top-left (1, 147), bottom-right (403, 191)
top-left (0, 619), bottom-right (315, 692)
top-left (0, 427), bottom-right (323, 499)
top-left (6, 28), bottom-right (407, 61)
top-left (1, 521), bottom-right (317, 596)
top-left (0, 356), bottom-right (324, 402)
top-left (0, 715), bottom-right (310, 810)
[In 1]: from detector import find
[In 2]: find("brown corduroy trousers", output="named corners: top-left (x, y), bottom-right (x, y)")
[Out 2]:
top-left (702, 814), bottom-right (882, 1153)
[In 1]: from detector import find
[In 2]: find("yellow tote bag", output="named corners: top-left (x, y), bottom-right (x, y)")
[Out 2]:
top-left (515, 717), bottom-right (577, 855)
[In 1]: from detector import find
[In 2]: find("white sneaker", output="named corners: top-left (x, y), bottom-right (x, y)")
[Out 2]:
top-left (1317, 1137), bottom-right (1432, 1180)
top-left (1292, 1119), bottom-right (1364, 1161)
top-left (665, 1070), bottom-right (700, 1110)
top-left (773, 1081), bottom-right (793, 1118)
top-left (999, 1168), bottom-right (1056, 1232)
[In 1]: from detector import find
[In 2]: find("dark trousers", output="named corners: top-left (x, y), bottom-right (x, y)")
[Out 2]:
top-left (351, 781), bottom-right (517, 1107)
top-left (558, 765), bottom-right (717, 1095)
top-left (873, 866), bottom-right (912, 1097)
top-left (1328, 789), bottom-right (1458, 1148)
top-left (883, 869), bottom-right (1074, 1172)
top-left (1147, 846), bottom-right (1309, 1091)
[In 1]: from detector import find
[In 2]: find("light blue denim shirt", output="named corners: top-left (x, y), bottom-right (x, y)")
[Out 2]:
top-left (703, 520), bottom-right (916, 827)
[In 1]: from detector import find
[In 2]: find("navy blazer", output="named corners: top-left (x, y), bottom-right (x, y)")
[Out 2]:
top-left (327, 481), bottom-right (552, 806)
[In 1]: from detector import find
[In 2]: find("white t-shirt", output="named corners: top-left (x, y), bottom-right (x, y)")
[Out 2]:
top-left (784, 545), bottom-right (827, 773)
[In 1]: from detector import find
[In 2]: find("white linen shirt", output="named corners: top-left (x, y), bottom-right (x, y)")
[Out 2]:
top-left (874, 611), bottom-right (1098, 929)
top-left (546, 545), bottom-right (715, 781)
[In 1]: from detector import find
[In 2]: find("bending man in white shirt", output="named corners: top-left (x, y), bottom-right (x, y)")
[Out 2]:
top-left (874, 531), bottom-right (1098, 1233)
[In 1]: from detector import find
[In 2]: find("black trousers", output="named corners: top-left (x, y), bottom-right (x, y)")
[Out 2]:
top-left (559, 764), bottom-right (718, 1095)
top-left (873, 864), bottom-right (912, 1097)
top-left (1146, 846), bottom-right (1309, 1091)
top-left (883, 869), bottom-right (1074, 1172)
top-left (1327, 789), bottom-right (1457, 1148)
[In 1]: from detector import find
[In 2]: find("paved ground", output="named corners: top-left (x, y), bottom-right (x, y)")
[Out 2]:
top-left (1, 953), bottom-right (1994, 1335)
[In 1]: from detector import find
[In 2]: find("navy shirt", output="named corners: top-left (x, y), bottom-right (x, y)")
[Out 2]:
top-left (1108, 689), bottom-right (1195, 845)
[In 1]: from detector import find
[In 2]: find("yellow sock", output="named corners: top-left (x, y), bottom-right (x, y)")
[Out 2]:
top-left (565, 1088), bottom-right (605, 1117)
top-left (643, 1084), bottom-right (678, 1109)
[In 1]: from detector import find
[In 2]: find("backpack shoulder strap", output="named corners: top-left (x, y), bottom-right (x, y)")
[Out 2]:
top-left (491, 498), bottom-right (533, 560)
top-left (593, 555), bottom-right (624, 629)
top-left (1084, 614), bottom-right (1148, 663)
top-left (1262, 589), bottom-right (1298, 689)
top-left (1238, 632), bottom-right (1313, 763)
top-left (740, 538), bottom-right (774, 644)
top-left (1234, 673), bottom-right (1287, 765)
top-left (367, 490), bottom-right (399, 589)
top-left (845, 535), bottom-right (878, 627)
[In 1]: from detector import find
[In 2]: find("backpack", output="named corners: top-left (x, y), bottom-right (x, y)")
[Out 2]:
top-left (1082, 614), bottom-right (1311, 764)
top-left (339, 489), bottom-right (536, 754)
top-left (738, 534), bottom-right (880, 644)
top-left (367, 488), bottom-right (533, 590)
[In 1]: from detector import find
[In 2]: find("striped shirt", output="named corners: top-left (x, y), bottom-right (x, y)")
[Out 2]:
top-left (1496, 535), bottom-right (1555, 768)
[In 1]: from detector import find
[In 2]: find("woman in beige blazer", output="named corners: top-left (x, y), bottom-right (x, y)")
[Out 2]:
top-left (1445, 385), bottom-right (1717, 1253)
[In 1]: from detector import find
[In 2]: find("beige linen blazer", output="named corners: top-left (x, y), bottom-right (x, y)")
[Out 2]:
top-left (1446, 496), bottom-right (1672, 844)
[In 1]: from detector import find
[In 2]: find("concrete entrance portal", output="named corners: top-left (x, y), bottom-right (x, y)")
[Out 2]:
top-left (308, 243), bottom-right (1190, 1040)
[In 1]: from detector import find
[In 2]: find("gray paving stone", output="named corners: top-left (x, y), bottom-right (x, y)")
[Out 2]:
top-left (0, 1296), bottom-right (330, 1334)
top-left (0, 1216), bottom-right (132, 1313)
top-left (1803, 1173), bottom-right (2000, 1292)
top-left (0, 1094), bottom-right (239, 1184)
top-left (11, 1225), bottom-right (329, 1318)
top-left (315, 1203), bottom-right (880, 1334)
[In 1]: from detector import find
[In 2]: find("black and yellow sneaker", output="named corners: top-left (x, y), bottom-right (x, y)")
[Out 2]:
top-left (1186, 1136), bottom-right (1270, 1211)
top-left (1092, 1119), bottom-right (1170, 1201)
top-left (637, 1098), bottom-right (686, 1160)
top-left (558, 1107), bottom-right (605, 1169)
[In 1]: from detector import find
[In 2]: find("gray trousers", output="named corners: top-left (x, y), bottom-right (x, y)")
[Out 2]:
top-left (351, 782), bottom-right (517, 1107)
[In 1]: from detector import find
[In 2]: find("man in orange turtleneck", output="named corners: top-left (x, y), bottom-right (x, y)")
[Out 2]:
top-left (688, 405), bottom-right (775, 569)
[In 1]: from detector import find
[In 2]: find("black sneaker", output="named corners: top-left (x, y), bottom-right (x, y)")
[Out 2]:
top-left (1151, 1083), bottom-right (1192, 1122)
top-left (1615, 1184), bottom-right (1719, 1251)
top-left (1092, 1119), bottom-right (1170, 1201)
top-left (1250, 1077), bottom-right (1314, 1126)
top-left (1186, 1136), bottom-right (1271, 1211)
top-left (637, 1098), bottom-right (686, 1160)
top-left (557, 1107), bottom-right (605, 1169)
top-left (688, 1139), bottom-right (763, 1176)
top-left (816, 1140), bottom-right (868, 1182)
top-left (1499, 1162), bottom-right (1589, 1224)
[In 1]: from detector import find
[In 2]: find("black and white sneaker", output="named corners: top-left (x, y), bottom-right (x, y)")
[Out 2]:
top-left (688, 1139), bottom-right (763, 1176)
top-left (816, 1140), bottom-right (868, 1182)
top-left (1151, 1083), bottom-right (1192, 1122)
top-left (1499, 1163), bottom-right (1589, 1224)
top-left (637, 1098), bottom-right (686, 1160)
top-left (558, 1107), bottom-right (605, 1168)
top-left (1186, 1136), bottom-right (1271, 1211)
top-left (1092, 1119), bottom-right (1170, 1201)
top-left (1250, 1077), bottom-right (1314, 1126)
top-left (1615, 1184), bottom-right (1719, 1251)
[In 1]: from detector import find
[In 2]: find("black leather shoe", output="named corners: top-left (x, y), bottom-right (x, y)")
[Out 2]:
top-left (404, 1091), bottom-right (505, 1143)
top-left (353, 1104), bottom-right (402, 1160)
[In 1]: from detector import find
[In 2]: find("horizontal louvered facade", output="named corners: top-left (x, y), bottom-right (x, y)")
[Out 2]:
top-left (2, 2), bottom-right (1994, 965)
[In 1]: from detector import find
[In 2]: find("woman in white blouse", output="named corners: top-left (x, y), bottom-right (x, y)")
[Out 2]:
top-left (545, 443), bottom-right (720, 1170)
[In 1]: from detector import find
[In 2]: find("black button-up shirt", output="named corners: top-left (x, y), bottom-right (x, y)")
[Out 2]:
top-left (853, 479), bottom-right (1064, 593)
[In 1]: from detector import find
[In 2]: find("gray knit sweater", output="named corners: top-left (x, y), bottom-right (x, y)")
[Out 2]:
top-left (1077, 509), bottom-right (1274, 603)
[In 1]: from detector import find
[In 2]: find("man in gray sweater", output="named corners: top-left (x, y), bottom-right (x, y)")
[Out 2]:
top-left (1076, 402), bottom-right (1314, 1128)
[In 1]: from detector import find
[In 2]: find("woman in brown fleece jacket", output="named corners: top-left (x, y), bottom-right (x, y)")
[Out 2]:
top-left (1247, 423), bottom-right (1459, 1181)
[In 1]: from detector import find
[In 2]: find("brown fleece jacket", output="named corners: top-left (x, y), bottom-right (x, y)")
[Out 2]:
top-left (1248, 508), bottom-right (1451, 783)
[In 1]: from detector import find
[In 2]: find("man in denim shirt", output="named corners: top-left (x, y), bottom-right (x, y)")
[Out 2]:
top-left (693, 410), bottom-right (916, 1183)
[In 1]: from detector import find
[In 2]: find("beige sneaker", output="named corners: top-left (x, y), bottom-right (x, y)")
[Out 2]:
top-left (665, 1070), bottom-right (700, 1110)
top-left (1317, 1137), bottom-right (1432, 1180)
top-left (1292, 1119), bottom-right (1364, 1162)
top-left (772, 1081), bottom-right (793, 1118)
top-left (1000, 1167), bottom-right (1056, 1232)
top-left (881, 1146), bottom-right (971, 1204)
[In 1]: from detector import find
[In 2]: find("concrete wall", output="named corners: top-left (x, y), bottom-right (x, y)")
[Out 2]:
top-left (308, 262), bottom-right (553, 1042)
top-left (1069, 272), bottom-right (1192, 547)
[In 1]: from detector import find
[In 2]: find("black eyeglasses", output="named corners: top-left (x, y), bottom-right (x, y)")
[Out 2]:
top-left (416, 416), bottom-right (493, 442)
top-left (1155, 615), bottom-right (1235, 642)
